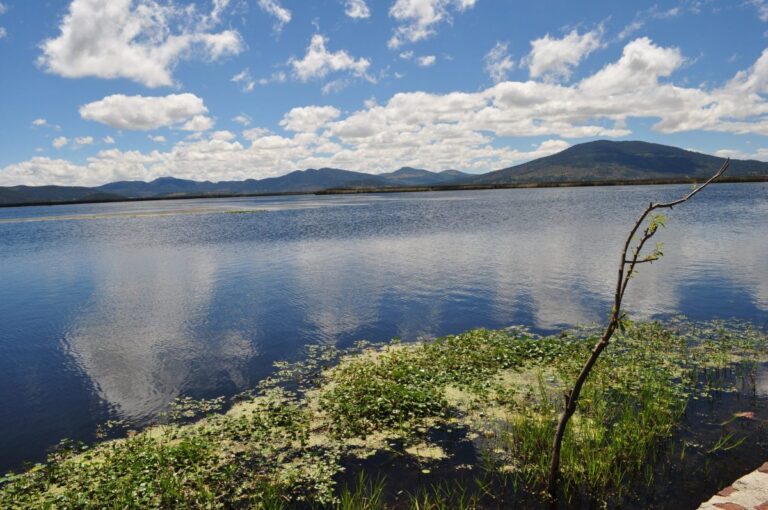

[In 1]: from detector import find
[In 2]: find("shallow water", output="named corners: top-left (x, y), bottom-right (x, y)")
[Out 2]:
top-left (0, 183), bottom-right (766, 471)
top-left (335, 362), bottom-right (768, 510)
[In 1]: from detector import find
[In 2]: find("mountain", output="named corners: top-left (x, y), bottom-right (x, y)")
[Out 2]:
top-left (377, 167), bottom-right (472, 186)
top-left (97, 177), bottom-right (215, 198)
top-left (469, 140), bottom-right (768, 184)
top-left (0, 185), bottom-right (123, 206)
top-left (2, 141), bottom-right (768, 206)
top-left (249, 168), bottom-right (391, 192)
top-left (0, 167), bottom-right (429, 206)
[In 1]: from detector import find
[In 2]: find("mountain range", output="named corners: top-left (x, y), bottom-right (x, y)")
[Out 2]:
top-left (2, 141), bottom-right (767, 206)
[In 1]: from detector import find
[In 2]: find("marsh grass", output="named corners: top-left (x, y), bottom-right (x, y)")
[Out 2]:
top-left (1, 319), bottom-right (765, 509)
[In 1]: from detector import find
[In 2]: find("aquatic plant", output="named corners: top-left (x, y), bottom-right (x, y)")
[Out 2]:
top-left (547, 160), bottom-right (730, 506)
top-left (1, 318), bottom-right (765, 509)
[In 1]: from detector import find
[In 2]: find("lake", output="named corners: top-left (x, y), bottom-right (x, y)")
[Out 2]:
top-left (0, 183), bottom-right (766, 472)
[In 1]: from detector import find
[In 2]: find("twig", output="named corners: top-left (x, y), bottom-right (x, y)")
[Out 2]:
top-left (546, 159), bottom-right (730, 507)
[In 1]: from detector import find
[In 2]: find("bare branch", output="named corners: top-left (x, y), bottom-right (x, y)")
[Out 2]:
top-left (627, 257), bottom-right (659, 264)
top-left (653, 160), bottom-right (730, 209)
top-left (546, 159), bottom-right (730, 507)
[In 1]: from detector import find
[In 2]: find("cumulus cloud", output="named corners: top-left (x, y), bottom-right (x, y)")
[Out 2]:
top-left (1, 158), bottom-right (88, 186)
top-left (180, 115), bottom-right (215, 132)
top-left (417, 55), bottom-right (437, 67)
top-left (103, 136), bottom-right (116, 144)
top-left (714, 148), bottom-right (768, 161)
top-left (344, 0), bottom-right (370, 18)
top-left (290, 34), bottom-right (371, 82)
top-left (38, 0), bottom-right (243, 88)
top-left (79, 93), bottom-right (208, 131)
top-left (257, 0), bottom-right (291, 32)
top-left (7, 38), bottom-right (768, 187)
top-left (280, 106), bottom-right (341, 132)
top-left (388, 0), bottom-right (477, 48)
top-left (524, 27), bottom-right (604, 82)
top-left (149, 135), bottom-right (167, 143)
top-left (484, 42), bottom-right (514, 83)
top-left (52, 137), bottom-right (69, 149)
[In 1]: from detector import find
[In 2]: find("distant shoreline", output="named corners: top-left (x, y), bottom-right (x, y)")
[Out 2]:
top-left (316, 175), bottom-right (768, 194)
top-left (2, 175), bottom-right (767, 209)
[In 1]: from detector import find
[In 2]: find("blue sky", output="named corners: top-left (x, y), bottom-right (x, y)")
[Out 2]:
top-left (0, 0), bottom-right (767, 186)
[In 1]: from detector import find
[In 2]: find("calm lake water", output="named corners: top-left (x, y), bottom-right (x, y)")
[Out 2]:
top-left (1, 184), bottom-right (766, 472)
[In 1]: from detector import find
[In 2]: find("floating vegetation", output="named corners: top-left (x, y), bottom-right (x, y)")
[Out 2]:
top-left (1, 319), bottom-right (766, 508)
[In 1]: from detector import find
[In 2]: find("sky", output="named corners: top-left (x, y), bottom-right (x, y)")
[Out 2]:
top-left (0, 0), bottom-right (768, 186)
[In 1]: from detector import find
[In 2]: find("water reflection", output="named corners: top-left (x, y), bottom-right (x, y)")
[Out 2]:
top-left (63, 246), bottom-right (255, 421)
top-left (0, 183), bottom-right (765, 471)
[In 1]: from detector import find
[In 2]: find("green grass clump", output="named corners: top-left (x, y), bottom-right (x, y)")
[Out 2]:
top-left (1, 320), bottom-right (766, 508)
top-left (493, 323), bottom-right (693, 502)
top-left (320, 329), bottom-right (573, 437)
top-left (0, 388), bottom-right (324, 509)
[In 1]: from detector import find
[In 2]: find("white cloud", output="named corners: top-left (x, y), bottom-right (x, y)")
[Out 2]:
top-left (0, 1), bottom-right (6, 39)
top-left (399, 50), bottom-right (414, 60)
top-left (232, 114), bottom-right (252, 126)
top-left (209, 0), bottom-right (231, 25)
top-left (79, 94), bottom-right (208, 131)
top-left (753, 0), bottom-right (768, 21)
top-left (180, 115), bottom-right (215, 132)
top-left (1, 157), bottom-right (87, 186)
top-left (242, 127), bottom-right (271, 141)
top-left (524, 27), bottom-right (604, 82)
top-left (31, 118), bottom-right (62, 130)
top-left (484, 42), bottom-right (514, 83)
top-left (290, 34), bottom-right (371, 82)
top-left (258, 70), bottom-right (287, 86)
top-left (417, 55), bottom-right (436, 67)
top-left (74, 136), bottom-right (95, 147)
top-left (103, 136), bottom-right (116, 144)
top-left (714, 148), bottom-right (768, 160)
top-left (211, 130), bottom-right (236, 142)
top-left (280, 106), bottom-right (341, 132)
top-left (8, 38), bottom-right (768, 187)
top-left (344, 0), bottom-right (371, 18)
top-left (232, 69), bottom-right (256, 92)
top-left (52, 137), bottom-right (69, 149)
top-left (321, 79), bottom-right (351, 95)
top-left (388, 0), bottom-right (477, 48)
top-left (257, 0), bottom-right (291, 32)
top-left (619, 5), bottom-right (681, 40)
top-left (38, 0), bottom-right (243, 88)
top-left (149, 135), bottom-right (167, 143)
